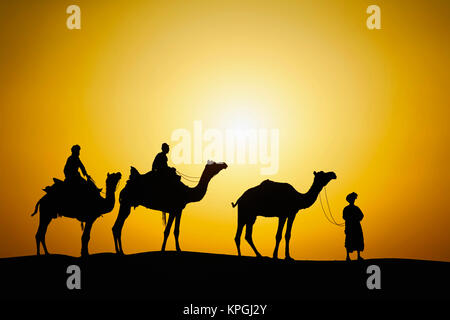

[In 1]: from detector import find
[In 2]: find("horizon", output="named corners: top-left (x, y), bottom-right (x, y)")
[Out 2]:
top-left (0, 0), bottom-right (449, 262)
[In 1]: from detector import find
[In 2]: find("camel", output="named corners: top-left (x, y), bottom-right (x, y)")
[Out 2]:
top-left (231, 170), bottom-right (337, 260)
top-left (31, 172), bottom-right (122, 256)
top-left (112, 161), bottom-right (227, 254)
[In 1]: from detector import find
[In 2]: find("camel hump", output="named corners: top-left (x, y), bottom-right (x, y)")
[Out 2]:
top-left (260, 179), bottom-right (273, 186)
top-left (257, 180), bottom-right (298, 198)
top-left (259, 179), bottom-right (280, 190)
top-left (260, 179), bottom-right (292, 189)
top-left (129, 166), bottom-right (141, 181)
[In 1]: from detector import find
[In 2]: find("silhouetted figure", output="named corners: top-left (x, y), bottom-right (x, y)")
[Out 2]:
top-left (151, 143), bottom-right (180, 225)
top-left (112, 161), bottom-right (227, 255)
top-left (152, 143), bottom-right (170, 172)
top-left (343, 192), bottom-right (364, 261)
top-left (31, 172), bottom-right (121, 256)
top-left (64, 145), bottom-right (91, 183)
top-left (152, 142), bottom-right (178, 177)
top-left (231, 171), bottom-right (337, 260)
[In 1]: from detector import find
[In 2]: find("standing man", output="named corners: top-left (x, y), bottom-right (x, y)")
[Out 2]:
top-left (343, 192), bottom-right (365, 261)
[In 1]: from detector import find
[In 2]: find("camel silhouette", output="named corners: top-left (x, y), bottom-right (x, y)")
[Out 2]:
top-left (112, 161), bottom-right (227, 254)
top-left (31, 172), bottom-right (122, 256)
top-left (231, 171), bottom-right (337, 260)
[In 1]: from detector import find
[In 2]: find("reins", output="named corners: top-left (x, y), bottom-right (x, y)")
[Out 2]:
top-left (319, 187), bottom-right (344, 227)
top-left (176, 170), bottom-right (201, 183)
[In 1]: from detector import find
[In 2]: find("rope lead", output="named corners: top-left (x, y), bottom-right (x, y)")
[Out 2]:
top-left (176, 170), bottom-right (201, 183)
top-left (319, 187), bottom-right (344, 227)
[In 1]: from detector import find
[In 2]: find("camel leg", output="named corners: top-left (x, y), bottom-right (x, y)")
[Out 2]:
top-left (284, 216), bottom-right (295, 260)
top-left (173, 211), bottom-right (182, 252)
top-left (81, 220), bottom-right (94, 257)
top-left (35, 225), bottom-right (42, 256)
top-left (41, 227), bottom-right (50, 256)
top-left (245, 220), bottom-right (262, 258)
top-left (35, 234), bottom-right (40, 256)
top-left (35, 215), bottom-right (51, 256)
top-left (273, 217), bottom-right (287, 259)
top-left (112, 203), bottom-right (131, 254)
top-left (234, 212), bottom-right (245, 256)
top-left (161, 213), bottom-right (175, 252)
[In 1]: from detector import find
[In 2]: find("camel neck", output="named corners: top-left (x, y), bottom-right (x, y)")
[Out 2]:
top-left (100, 184), bottom-right (117, 214)
top-left (187, 170), bottom-right (211, 203)
top-left (298, 180), bottom-right (323, 209)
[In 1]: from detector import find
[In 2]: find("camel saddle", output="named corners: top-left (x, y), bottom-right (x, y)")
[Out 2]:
top-left (43, 177), bottom-right (101, 199)
top-left (125, 167), bottom-right (185, 210)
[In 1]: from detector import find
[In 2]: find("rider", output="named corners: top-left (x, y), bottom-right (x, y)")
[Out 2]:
top-left (152, 143), bottom-right (178, 179)
top-left (152, 143), bottom-right (170, 173)
top-left (64, 145), bottom-right (91, 183)
top-left (63, 144), bottom-right (101, 194)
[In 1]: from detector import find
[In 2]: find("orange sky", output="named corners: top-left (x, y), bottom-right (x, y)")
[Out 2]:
top-left (0, 0), bottom-right (449, 261)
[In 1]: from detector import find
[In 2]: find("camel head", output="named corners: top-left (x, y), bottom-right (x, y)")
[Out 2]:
top-left (313, 171), bottom-right (337, 188)
top-left (203, 160), bottom-right (228, 179)
top-left (106, 172), bottom-right (122, 192)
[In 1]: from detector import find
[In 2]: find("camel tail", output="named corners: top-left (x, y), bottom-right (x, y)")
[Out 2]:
top-left (231, 193), bottom-right (244, 208)
top-left (31, 199), bottom-right (41, 217)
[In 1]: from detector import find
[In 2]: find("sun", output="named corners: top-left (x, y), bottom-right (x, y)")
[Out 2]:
top-left (214, 94), bottom-right (273, 131)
